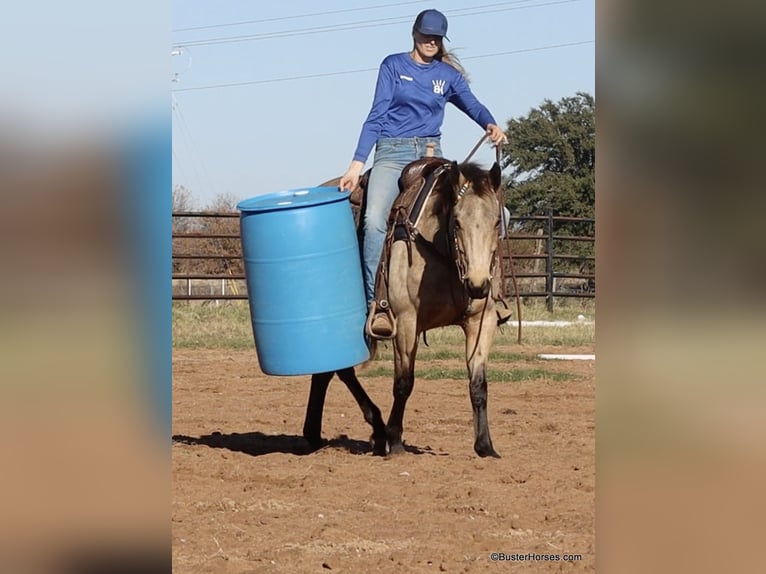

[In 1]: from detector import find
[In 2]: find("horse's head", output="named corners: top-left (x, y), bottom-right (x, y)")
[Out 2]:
top-left (444, 161), bottom-right (503, 299)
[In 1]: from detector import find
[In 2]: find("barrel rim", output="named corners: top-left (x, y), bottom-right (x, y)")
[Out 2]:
top-left (237, 187), bottom-right (350, 213)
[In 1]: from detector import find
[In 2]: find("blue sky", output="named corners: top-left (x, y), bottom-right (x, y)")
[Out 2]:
top-left (171, 0), bottom-right (594, 207)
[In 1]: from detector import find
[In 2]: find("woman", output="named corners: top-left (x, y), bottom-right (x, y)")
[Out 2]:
top-left (339, 9), bottom-right (507, 337)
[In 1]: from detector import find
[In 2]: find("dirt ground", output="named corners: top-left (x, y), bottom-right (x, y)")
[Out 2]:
top-left (172, 344), bottom-right (595, 573)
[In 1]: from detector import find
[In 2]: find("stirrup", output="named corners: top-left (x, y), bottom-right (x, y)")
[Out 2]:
top-left (495, 299), bottom-right (513, 326)
top-left (365, 300), bottom-right (396, 340)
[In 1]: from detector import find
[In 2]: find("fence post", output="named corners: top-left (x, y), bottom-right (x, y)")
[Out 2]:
top-left (546, 208), bottom-right (554, 312)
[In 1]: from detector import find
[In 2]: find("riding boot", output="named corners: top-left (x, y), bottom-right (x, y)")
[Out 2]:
top-left (492, 271), bottom-right (513, 326)
top-left (370, 313), bottom-right (395, 338)
top-left (365, 301), bottom-right (396, 340)
top-left (496, 303), bottom-right (513, 326)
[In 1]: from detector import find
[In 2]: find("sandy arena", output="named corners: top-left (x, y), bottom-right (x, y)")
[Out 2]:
top-left (172, 344), bottom-right (595, 573)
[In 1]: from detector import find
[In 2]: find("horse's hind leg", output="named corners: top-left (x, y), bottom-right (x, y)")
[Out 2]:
top-left (336, 367), bottom-right (387, 456)
top-left (303, 371), bottom-right (334, 450)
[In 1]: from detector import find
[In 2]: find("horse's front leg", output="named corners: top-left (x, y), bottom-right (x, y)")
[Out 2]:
top-left (386, 316), bottom-right (419, 455)
top-left (465, 303), bottom-right (501, 458)
top-left (336, 367), bottom-right (387, 456)
top-left (302, 371), bottom-right (334, 450)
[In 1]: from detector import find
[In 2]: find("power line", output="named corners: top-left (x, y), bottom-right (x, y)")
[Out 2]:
top-left (173, 0), bottom-right (430, 32)
top-left (464, 40), bottom-right (593, 61)
top-left (174, 1), bottom-right (571, 47)
top-left (171, 40), bottom-right (593, 93)
top-left (172, 93), bottom-right (217, 196)
top-left (173, 66), bottom-right (379, 93)
top-left (173, 1), bottom-right (584, 48)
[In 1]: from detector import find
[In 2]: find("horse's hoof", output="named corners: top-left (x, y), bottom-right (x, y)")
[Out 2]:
top-left (370, 434), bottom-right (387, 456)
top-left (387, 442), bottom-right (406, 456)
top-left (372, 443), bottom-right (387, 457)
top-left (303, 434), bottom-right (324, 452)
top-left (475, 443), bottom-right (501, 458)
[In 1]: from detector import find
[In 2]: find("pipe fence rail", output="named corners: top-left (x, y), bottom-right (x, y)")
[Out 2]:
top-left (172, 210), bottom-right (594, 310)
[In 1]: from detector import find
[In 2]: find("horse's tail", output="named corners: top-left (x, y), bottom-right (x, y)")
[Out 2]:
top-left (357, 339), bottom-right (378, 369)
top-left (367, 339), bottom-right (379, 363)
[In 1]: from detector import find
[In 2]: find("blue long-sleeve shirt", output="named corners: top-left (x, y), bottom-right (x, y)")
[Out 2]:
top-left (352, 52), bottom-right (497, 163)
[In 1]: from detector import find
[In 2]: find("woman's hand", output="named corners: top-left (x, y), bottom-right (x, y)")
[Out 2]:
top-left (486, 124), bottom-right (508, 146)
top-left (339, 160), bottom-right (365, 192)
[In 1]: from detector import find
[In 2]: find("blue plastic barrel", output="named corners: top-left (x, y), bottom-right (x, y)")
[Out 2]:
top-left (237, 187), bottom-right (369, 375)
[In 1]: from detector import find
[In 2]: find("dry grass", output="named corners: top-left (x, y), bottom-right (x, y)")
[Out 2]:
top-left (172, 301), bottom-right (254, 349)
top-left (172, 299), bottom-right (595, 351)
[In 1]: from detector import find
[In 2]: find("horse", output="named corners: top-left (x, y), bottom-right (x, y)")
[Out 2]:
top-left (380, 157), bottom-right (503, 457)
top-left (302, 157), bottom-right (503, 457)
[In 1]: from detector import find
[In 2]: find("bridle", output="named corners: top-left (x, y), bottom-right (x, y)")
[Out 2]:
top-left (447, 178), bottom-right (499, 287)
top-left (451, 180), bottom-right (471, 283)
top-left (461, 134), bottom-right (523, 344)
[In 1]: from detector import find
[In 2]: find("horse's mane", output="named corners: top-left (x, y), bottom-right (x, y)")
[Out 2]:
top-left (457, 162), bottom-right (495, 198)
top-left (396, 157), bottom-right (497, 220)
top-left (429, 160), bottom-right (495, 217)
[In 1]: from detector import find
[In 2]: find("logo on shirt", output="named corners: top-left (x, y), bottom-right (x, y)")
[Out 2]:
top-left (432, 79), bottom-right (445, 95)
top-left (400, 74), bottom-right (413, 81)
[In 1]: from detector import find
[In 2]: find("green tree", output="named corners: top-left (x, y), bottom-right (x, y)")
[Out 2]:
top-left (500, 93), bottom-right (595, 283)
top-left (501, 92), bottom-right (595, 221)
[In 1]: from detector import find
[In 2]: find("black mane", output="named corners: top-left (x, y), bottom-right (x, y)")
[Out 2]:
top-left (458, 161), bottom-right (494, 197)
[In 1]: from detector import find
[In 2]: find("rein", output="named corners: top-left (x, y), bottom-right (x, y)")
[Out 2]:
top-left (462, 133), bottom-right (489, 164)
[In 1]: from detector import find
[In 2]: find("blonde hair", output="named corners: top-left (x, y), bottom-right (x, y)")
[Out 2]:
top-left (436, 47), bottom-right (469, 82)
top-left (411, 30), bottom-right (470, 82)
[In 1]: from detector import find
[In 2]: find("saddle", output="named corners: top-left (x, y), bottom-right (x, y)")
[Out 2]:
top-left (366, 158), bottom-right (453, 339)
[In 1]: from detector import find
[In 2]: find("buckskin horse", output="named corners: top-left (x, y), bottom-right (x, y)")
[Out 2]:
top-left (303, 156), bottom-right (504, 457)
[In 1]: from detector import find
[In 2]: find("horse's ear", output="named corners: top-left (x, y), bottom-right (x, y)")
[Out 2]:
top-left (489, 162), bottom-right (502, 191)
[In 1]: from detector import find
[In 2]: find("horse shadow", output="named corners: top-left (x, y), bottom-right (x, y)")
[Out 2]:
top-left (172, 431), bottom-right (442, 457)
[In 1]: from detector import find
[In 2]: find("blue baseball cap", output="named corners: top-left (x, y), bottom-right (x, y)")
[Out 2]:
top-left (413, 9), bottom-right (449, 41)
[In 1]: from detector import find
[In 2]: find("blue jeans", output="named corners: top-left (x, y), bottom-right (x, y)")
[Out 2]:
top-left (362, 137), bottom-right (442, 306)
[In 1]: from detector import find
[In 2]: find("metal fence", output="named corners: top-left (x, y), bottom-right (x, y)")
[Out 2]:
top-left (498, 212), bottom-right (595, 311)
top-left (172, 210), bottom-right (594, 310)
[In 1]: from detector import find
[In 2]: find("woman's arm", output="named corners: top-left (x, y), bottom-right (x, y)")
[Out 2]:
top-left (448, 73), bottom-right (506, 144)
top-left (351, 57), bottom-right (398, 163)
